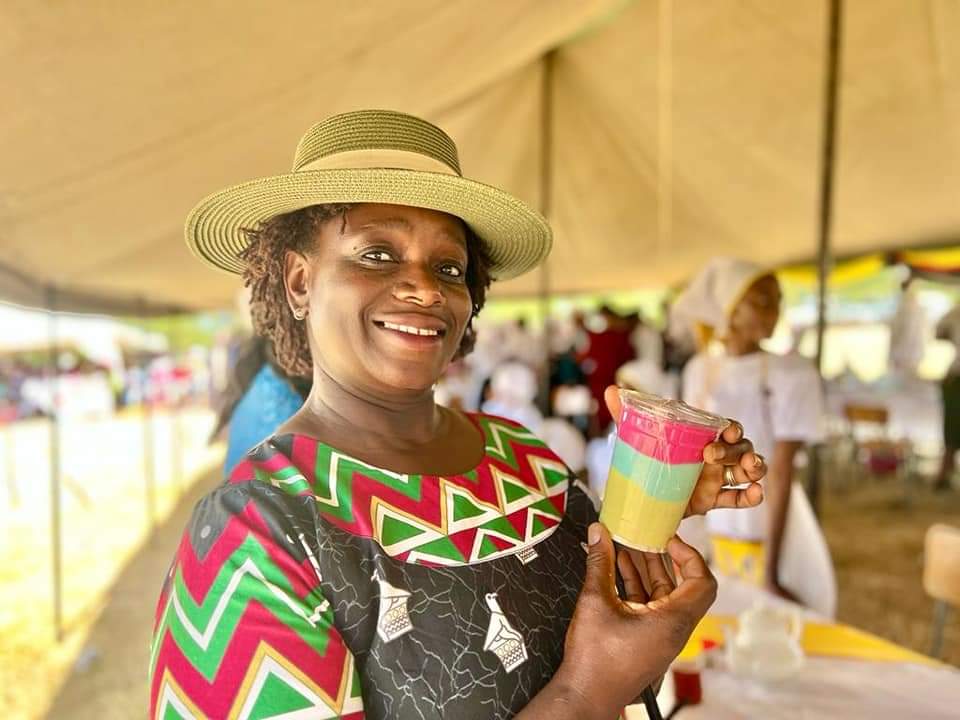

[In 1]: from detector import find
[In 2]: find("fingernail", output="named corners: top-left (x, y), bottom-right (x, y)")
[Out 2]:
top-left (712, 446), bottom-right (726, 461)
top-left (754, 454), bottom-right (764, 468)
top-left (588, 523), bottom-right (602, 546)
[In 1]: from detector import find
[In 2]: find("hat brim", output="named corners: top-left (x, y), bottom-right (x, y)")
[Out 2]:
top-left (185, 168), bottom-right (552, 281)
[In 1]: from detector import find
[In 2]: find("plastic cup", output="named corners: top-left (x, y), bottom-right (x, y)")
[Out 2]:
top-left (599, 389), bottom-right (729, 552)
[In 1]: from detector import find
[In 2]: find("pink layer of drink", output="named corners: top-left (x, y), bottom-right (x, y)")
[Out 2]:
top-left (616, 411), bottom-right (723, 465)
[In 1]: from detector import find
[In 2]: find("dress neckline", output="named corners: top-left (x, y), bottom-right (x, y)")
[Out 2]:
top-left (265, 411), bottom-right (489, 479)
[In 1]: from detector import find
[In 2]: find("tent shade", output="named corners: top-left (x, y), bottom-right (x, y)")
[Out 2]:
top-left (2, 0), bottom-right (958, 312)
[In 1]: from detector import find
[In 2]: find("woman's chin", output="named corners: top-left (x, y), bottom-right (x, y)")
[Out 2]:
top-left (374, 363), bottom-right (446, 395)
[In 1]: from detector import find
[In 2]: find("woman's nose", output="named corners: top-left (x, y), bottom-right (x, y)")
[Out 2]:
top-left (392, 264), bottom-right (444, 307)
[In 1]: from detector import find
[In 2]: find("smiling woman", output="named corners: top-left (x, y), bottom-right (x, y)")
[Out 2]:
top-left (148, 110), bottom-right (767, 720)
top-left (239, 203), bottom-right (493, 381)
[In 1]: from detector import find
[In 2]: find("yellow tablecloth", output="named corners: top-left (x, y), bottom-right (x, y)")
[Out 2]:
top-left (680, 614), bottom-right (941, 667)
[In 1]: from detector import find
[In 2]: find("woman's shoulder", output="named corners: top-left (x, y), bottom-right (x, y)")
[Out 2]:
top-left (226, 434), bottom-right (317, 502)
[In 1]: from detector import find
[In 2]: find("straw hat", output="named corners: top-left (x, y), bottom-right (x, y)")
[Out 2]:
top-left (186, 109), bottom-right (552, 280)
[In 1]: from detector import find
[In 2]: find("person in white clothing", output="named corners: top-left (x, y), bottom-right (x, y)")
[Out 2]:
top-left (672, 258), bottom-right (836, 616)
top-left (888, 273), bottom-right (927, 379)
top-left (934, 302), bottom-right (960, 491)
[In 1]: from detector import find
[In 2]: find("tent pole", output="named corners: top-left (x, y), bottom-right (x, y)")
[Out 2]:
top-left (46, 286), bottom-right (63, 642)
top-left (658, 0), bottom-right (673, 259)
top-left (171, 316), bottom-right (184, 496)
top-left (139, 299), bottom-right (156, 531)
top-left (538, 50), bottom-right (556, 411)
top-left (810, 0), bottom-right (844, 517)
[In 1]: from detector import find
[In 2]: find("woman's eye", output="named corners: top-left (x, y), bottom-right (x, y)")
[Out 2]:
top-left (362, 250), bottom-right (394, 262)
top-left (439, 263), bottom-right (464, 278)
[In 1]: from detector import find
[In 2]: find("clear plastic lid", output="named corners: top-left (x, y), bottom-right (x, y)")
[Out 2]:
top-left (618, 388), bottom-right (729, 432)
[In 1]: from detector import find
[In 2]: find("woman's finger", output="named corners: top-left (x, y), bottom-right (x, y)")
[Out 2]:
top-left (583, 523), bottom-right (619, 603)
top-left (603, 385), bottom-right (622, 427)
top-left (704, 438), bottom-right (754, 465)
top-left (724, 459), bottom-right (764, 487)
top-left (664, 537), bottom-right (718, 616)
top-left (711, 482), bottom-right (764, 510)
top-left (720, 420), bottom-right (743, 444)
top-left (738, 451), bottom-right (767, 481)
top-left (665, 536), bottom-right (711, 579)
top-left (617, 548), bottom-right (649, 603)
top-left (642, 551), bottom-right (675, 601)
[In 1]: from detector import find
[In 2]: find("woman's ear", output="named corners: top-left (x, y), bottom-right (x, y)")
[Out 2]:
top-left (284, 249), bottom-right (311, 313)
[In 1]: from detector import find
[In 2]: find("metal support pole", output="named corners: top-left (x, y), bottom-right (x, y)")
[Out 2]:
top-left (809, 0), bottom-right (844, 517)
top-left (538, 50), bottom-right (556, 413)
top-left (929, 599), bottom-right (949, 659)
top-left (46, 286), bottom-right (63, 642)
top-left (139, 299), bottom-right (156, 530)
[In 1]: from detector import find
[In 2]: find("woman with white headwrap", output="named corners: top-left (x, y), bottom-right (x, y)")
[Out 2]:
top-left (672, 258), bottom-right (836, 617)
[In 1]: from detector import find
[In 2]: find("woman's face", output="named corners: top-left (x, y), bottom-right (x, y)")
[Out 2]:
top-left (287, 203), bottom-right (473, 396)
top-left (729, 274), bottom-right (781, 343)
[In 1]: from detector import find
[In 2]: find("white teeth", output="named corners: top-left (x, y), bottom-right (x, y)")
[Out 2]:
top-left (382, 321), bottom-right (439, 336)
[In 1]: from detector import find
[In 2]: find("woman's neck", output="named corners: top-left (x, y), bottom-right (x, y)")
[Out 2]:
top-left (723, 335), bottom-right (763, 357)
top-left (295, 365), bottom-right (445, 449)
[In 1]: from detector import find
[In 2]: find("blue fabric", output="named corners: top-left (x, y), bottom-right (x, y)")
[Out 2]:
top-left (225, 364), bottom-right (304, 476)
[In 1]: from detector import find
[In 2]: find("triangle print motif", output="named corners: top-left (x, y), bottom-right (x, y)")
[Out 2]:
top-left (381, 514), bottom-right (426, 547)
top-left (471, 529), bottom-right (522, 562)
top-left (372, 500), bottom-right (445, 557)
top-left (228, 643), bottom-right (359, 720)
top-left (247, 672), bottom-right (314, 718)
top-left (492, 466), bottom-right (545, 516)
top-left (247, 415), bottom-right (570, 568)
top-left (444, 483), bottom-right (502, 534)
top-left (527, 455), bottom-right (571, 496)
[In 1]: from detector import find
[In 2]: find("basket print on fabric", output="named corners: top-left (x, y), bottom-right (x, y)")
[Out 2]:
top-left (483, 593), bottom-right (528, 672)
top-left (372, 571), bottom-right (413, 642)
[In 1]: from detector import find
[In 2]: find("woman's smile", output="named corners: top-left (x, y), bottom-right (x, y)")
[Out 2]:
top-left (373, 311), bottom-right (449, 347)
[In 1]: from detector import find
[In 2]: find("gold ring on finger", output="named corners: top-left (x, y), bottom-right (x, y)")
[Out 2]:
top-left (723, 466), bottom-right (737, 487)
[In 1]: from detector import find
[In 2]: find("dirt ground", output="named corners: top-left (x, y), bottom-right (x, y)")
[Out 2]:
top-left (3, 450), bottom-right (959, 718)
top-left (820, 476), bottom-right (960, 667)
top-left (0, 410), bottom-right (220, 720)
top-left (42, 464), bottom-right (222, 720)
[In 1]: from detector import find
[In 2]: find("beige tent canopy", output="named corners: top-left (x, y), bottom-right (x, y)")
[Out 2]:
top-left (2, 0), bottom-right (959, 314)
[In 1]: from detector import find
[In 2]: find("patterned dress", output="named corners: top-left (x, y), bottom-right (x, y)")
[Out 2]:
top-left (149, 414), bottom-right (598, 719)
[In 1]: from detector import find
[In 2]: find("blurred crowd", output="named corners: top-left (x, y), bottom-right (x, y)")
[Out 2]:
top-left (0, 346), bottom-right (218, 423)
top-left (433, 306), bottom-right (693, 491)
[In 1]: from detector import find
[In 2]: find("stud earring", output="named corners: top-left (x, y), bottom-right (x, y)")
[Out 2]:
top-left (292, 307), bottom-right (307, 321)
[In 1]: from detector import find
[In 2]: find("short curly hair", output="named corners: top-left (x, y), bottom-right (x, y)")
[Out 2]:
top-left (239, 204), bottom-right (493, 379)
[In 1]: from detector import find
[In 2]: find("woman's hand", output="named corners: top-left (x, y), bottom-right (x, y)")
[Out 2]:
top-left (603, 385), bottom-right (767, 517)
top-left (551, 524), bottom-right (718, 719)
